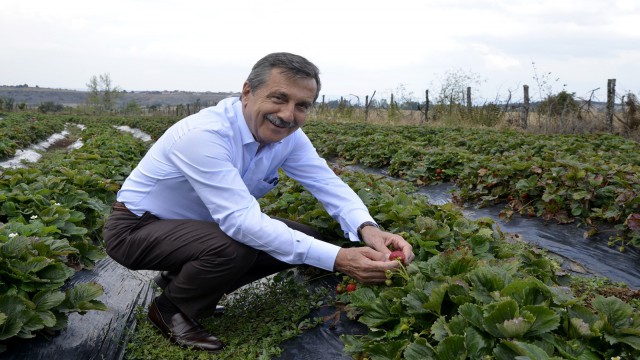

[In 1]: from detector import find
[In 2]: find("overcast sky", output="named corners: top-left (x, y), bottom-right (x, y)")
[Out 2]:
top-left (2, 0), bottom-right (639, 104)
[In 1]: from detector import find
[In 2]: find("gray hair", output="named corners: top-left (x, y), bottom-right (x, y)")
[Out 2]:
top-left (245, 52), bottom-right (321, 102)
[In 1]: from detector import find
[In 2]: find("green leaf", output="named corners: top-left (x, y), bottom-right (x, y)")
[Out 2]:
top-left (0, 295), bottom-right (27, 340)
top-left (459, 303), bottom-right (484, 330)
top-left (349, 287), bottom-right (379, 310)
top-left (341, 334), bottom-right (364, 355)
top-left (431, 317), bottom-right (449, 341)
top-left (496, 315), bottom-right (532, 338)
top-left (37, 310), bottom-right (57, 328)
top-left (465, 326), bottom-right (493, 357)
top-left (569, 317), bottom-right (595, 337)
top-left (592, 296), bottom-right (634, 330)
top-left (500, 278), bottom-right (550, 307)
top-left (403, 338), bottom-right (436, 360)
top-left (468, 266), bottom-right (508, 303)
top-left (37, 262), bottom-right (75, 284)
top-left (483, 299), bottom-right (519, 338)
top-left (60, 282), bottom-right (107, 312)
top-left (572, 190), bottom-right (589, 200)
top-left (435, 335), bottom-right (466, 360)
top-left (364, 339), bottom-right (409, 360)
top-left (403, 289), bottom-right (429, 315)
top-left (496, 340), bottom-right (551, 360)
top-left (424, 283), bottom-right (448, 315)
top-left (0, 235), bottom-right (30, 258)
top-left (612, 334), bottom-right (640, 350)
top-left (15, 256), bottom-right (52, 275)
top-left (358, 297), bottom-right (394, 328)
top-left (548, 286), bottom-right (578, 307)
top-left (33, 290), bottom-right (65, 311)
top-left (522, 305), bottom-right (561, 337)
top-left (448, 282), bottom-right (473, 306)
top-left (20, 311), bottom-right (45, 336)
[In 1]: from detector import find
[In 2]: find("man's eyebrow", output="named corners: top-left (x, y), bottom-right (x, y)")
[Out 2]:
top-left (268, 90), bottom-right (289, 99)
top-left (297, 99), bottom-right (313, 107)
top-left (270, 90), bottom-right (312, 107)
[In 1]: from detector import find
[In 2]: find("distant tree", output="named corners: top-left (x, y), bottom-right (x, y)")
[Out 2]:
top-left (38, 101), bottom-right (65, 113)
top-left (86, 73), bottom-right (122, 113)
top-left (433, 68), bottom-right (484, 106)
top-left (1, 97), bottom-right (15, 111)
top-left (124, 100), bottom-right (142, 115)
top-left (538, 90), bottom-right (578, 117)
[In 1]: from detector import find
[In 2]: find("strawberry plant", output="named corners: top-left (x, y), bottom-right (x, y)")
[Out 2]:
top-left (0, 115), bottom-right (154, 351)
top-left (303, 122), bottom-right (640, 250)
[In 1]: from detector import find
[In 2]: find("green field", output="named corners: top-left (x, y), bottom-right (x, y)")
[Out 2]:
top-left (1, 112), bottom-right (639, 359)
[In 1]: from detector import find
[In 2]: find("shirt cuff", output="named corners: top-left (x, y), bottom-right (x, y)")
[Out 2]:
top-left (303, 237), bottom-right (342, 271)
top-left (342, 209), bottom-right (376, 242)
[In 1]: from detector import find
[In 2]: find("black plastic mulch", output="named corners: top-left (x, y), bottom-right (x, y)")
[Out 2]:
top-left (1, 258), bottom-right (156, 360)
top-left (3, 181), bottom-right (640, 359)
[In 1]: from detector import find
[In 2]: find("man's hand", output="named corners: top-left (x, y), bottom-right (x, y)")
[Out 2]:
top-left (334, 247), bottom-right (400, 283)
top-left (359, 226), bottom-right (415, 265)
top-left (334, 227), bottom-right (415, 284)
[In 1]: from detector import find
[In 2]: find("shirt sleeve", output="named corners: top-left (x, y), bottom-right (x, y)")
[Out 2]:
top-left (282, 131), bottom-right (376, 242)
top-left (167, 127), bottom-right (341, 271)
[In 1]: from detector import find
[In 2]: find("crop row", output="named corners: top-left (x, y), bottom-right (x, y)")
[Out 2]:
top-left (303, 122), bottom-right (640, 250)
top-left (0, 116), bottom-right (151, 351)
top-left (2, 113), bottom-right (639, 358)
top-left (260, 167), bottom-right (640, 359)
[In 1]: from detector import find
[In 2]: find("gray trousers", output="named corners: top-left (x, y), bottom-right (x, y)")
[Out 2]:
top-left (103, 203), bottom-right (325, 319)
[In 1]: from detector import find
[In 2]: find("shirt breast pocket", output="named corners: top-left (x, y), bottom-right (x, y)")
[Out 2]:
top-left (251, 176), bottom-right (279, 198)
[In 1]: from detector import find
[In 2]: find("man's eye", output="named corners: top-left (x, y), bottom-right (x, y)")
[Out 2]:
top-left (296, 105), bottom-right (310, 113)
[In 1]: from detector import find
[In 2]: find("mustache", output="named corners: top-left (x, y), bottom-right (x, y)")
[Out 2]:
top-left (265, 114), bottom-right (298, 129)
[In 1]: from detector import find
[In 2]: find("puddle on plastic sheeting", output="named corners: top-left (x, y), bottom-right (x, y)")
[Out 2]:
top-left (276, 274), bottom-right (368, 360)
top-left (416, 183), bottom-right (640, 288)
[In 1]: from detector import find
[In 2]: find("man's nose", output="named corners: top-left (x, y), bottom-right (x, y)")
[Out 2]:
top-left (278, 102), bottom-right (295, 122)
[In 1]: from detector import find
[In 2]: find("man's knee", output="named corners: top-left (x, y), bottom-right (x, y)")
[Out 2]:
top-left (200, 238), bottom-right (259, 269)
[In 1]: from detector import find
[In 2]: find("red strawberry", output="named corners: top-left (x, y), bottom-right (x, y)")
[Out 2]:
top-left (389, 250), bottom-right (406, 263)
top-left (346, 283), bottom-right (357, 292)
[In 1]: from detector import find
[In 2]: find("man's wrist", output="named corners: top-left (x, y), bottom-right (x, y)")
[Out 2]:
top-left (357, 221), bottom-right (379, 241)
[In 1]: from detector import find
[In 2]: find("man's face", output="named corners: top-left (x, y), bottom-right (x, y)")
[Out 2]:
top-left (241, 68), bottom-right (317, 145)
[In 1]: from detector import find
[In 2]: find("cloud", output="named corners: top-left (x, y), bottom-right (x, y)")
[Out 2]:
top-left (1, 0), bottom-right (638, 101)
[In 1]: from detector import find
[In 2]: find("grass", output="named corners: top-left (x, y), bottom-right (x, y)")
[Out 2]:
top-left (309, 105), bottom-right (640, 141)
top-left (124, 269), bottom-right (330, 360)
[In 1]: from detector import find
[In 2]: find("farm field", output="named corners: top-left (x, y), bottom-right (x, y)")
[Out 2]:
top-left (1, 112), bottom-right (639, 359)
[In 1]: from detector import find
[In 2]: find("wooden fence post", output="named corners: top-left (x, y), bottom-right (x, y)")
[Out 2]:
top-left (466, 87), bottom-right (472, 110)
top-left (606, 79), bottom-right (616, 132)
top-left (522, 85), bottom-right (530, 129)
top-left (425, 90), bottom-right (429, 122)
top-left (365, 95), bottom-right (369, 122)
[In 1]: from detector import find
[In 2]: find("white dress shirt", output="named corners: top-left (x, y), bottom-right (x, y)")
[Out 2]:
top-left (117, 97), bottom-right (375, 271)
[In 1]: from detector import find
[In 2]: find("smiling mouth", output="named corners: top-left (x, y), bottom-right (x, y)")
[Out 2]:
top-left (265, 114), bottom-right (296, 129)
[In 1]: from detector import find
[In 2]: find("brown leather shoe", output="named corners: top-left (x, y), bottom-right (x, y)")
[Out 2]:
top-left (147, 298), bottom-right (225, 352)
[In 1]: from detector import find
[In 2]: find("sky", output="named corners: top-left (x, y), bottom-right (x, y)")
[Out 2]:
top-left (2, 0), bottom-right (639, 104)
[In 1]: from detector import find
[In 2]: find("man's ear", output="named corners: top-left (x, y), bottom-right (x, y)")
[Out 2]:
top-left (241, 81), bottom-right (251, 102)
